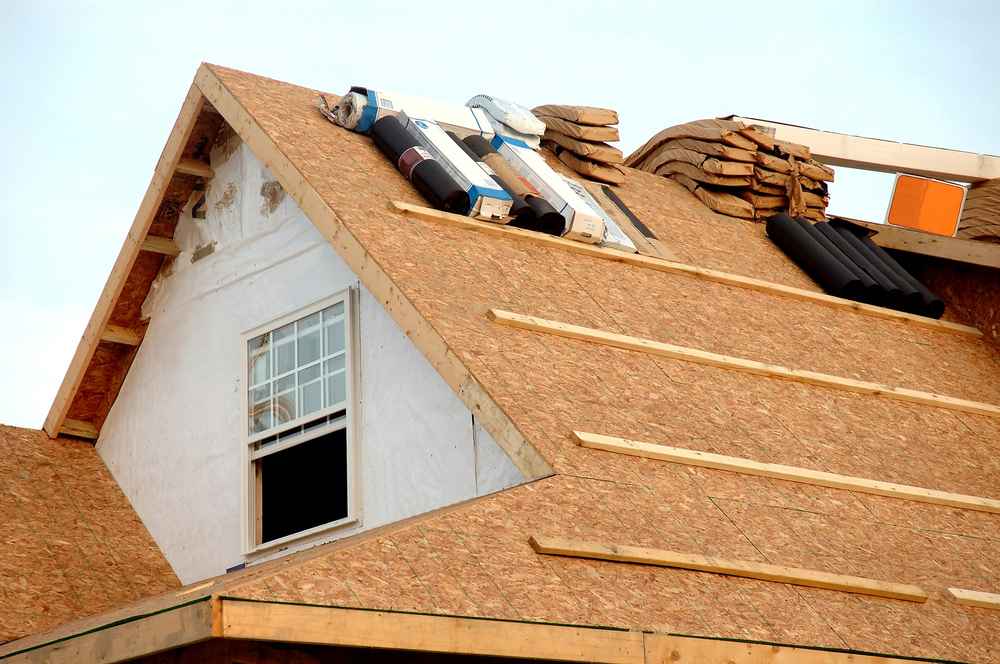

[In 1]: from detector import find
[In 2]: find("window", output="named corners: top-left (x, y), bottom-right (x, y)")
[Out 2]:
top-left (242, 291), bottom-right (355, 552)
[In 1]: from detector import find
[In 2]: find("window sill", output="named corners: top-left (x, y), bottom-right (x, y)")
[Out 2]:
top-left (244, 515), bottom-right (358, 558)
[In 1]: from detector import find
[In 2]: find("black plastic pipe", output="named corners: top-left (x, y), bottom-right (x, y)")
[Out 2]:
top-left (814, 222), bottom-right (896, 306)
top-left (795, 218), bottom-right (881, 303)
top-left (831, 223), bottom-right (923, 314)
top-left (765, 213), bottom-right (864, 299)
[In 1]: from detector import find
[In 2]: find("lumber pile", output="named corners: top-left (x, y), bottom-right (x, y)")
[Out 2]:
top-left (957, 178), bottom-right (1000, 243)
top-left (626, 119), bottom-right (834, 221)
top-left (533, 104), bottom-right (626, 185)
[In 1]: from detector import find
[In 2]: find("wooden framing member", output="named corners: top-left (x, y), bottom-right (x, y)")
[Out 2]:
top-left (529, 536), bottom-right (928, 602)
top-left (42, 85), bottom-right (206, 438)
top-left (393, 201), bottom-right (980, 337)
top-left (488, 308), bottom-right (1000, 419)
top-left (194, 65), bottom-right (552, 480)
top-left (834, 216), bottom-right (1000, 270)
top-left (100, 324), bottom-right (141, 346)
top-left (731, 116), bottom-right (1000, 183)
top-left (573, 431), bottom-right (1000, 514)
top-left (0, 596), bottom-right (941, 663)
top-left (175, 157), bottom-right (214, 179)
top-left (59, 418), bottom-right (99, 440)
top-left (0, 598), bottom-right (215, 663)
top-left (947, 587), bottom-right (1000, 610)
top-left (140, 235), bottom-right (181, 257)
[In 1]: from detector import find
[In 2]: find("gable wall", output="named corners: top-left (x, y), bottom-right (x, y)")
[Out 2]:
top-left (96, 133), bottom-right (523, 583)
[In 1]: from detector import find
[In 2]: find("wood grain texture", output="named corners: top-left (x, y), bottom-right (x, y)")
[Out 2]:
top-left (393, 201), bottom-right (980, 337)
top-left (489, 308), bottom-right (1000, 418)
top-left (574, 431), bottom-right (1000, 514)
top-left (947, 587), bottom-right (1000, 610)
top-left (529, 536), bottom-right (928, 602)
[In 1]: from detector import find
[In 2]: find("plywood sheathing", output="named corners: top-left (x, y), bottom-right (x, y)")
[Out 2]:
top-left (904, 256), bottom-right (1000, 347)
top-left (0, 424), bottom-right (179, 642)
top-left (184, 65), bottom-right (1000, 661)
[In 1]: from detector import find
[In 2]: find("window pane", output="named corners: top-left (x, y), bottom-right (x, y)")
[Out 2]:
top-left (249, 399), bottom-right (272, 434)
top-left (324, 302), bottom-right (345, 318)
top-left (324, 354), bottom-right (345, 375)
top-left (298, 328), bottom-right (321, 366)
top-left (300, 380), bottom-right (323, 417)
top-left (248, 335), bottom-right (270, 385)
top-left (274, 338), bottom-right (295, 376)
top-left (274, 390), bottom-right (296, 424)
top-left (298, 364), bottom-right (321, 383)
top-left (326, 371), bottom-right (347, 407)
top-left (275, 374), bottom-right (295, 394)
top-left (250, 384), bottom-right (271, 404)
top-left (325, 319), bottom-right (345, 356)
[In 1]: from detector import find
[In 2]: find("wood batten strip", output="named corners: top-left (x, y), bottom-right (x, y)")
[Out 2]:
top-left (59, 418), bottom-right (99, 440)
top-left (175, 157), bottom-right (214, 179)
top-left (100, 324), bottom-right (141, 346)
top-left (573, 431), bottom-right (1000, 514)
top-left (947, 587), bottom-right (1000, 610)
top-left (488, 309), bottom-right (1000, 419)
top-left (529, 536), bottom-right (928, 603)
top-left (140, 235), bottom-right (181, 257)
top-left (393, 201), bottom-right (980, 337)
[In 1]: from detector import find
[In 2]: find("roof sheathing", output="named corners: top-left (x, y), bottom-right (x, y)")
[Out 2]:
top-left (194, 65), bottom-right (1000, 660)
top-left (21, 65), bottom-right (1000, 662)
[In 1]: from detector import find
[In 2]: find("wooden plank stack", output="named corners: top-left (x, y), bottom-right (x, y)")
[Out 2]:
top-left (533, 104), bottom-right (626, 185)
top-left (957, 178), bottom-right (1000, 243)
top-left (626, 119), bottom-right (835, 221)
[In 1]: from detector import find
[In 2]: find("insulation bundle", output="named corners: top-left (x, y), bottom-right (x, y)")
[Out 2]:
top-left (626, 118), bottom-right (835, 221)
top-left (533, 104), bottom-right (626, 185)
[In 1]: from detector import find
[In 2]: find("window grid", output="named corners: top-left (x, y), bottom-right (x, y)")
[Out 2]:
top-left (247, 302), bottom-right (348, 442)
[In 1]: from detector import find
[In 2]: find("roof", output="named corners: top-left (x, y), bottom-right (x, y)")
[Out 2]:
top-left (6, 65), bottom-right (1000, 662)
top-left (0, 424), bottom-right (178, 643)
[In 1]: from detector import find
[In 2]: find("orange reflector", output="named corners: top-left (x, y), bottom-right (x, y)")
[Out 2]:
top-left (886, 174), bottom-right (966, 236)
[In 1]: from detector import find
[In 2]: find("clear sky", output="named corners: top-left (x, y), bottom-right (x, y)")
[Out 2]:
top-left (1, 1), bottom-right (998, 429)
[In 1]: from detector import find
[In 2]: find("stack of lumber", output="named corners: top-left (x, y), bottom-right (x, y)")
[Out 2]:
top-left (957, 178), bottom-right (1000, 243)
top-left (626, 118), bottom-right (835, 221)
top-left (533, 104), bottom-right (625, 185)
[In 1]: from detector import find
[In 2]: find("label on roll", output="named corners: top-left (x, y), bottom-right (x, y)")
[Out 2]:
top-left (398, 146), bottom-right (433, 180)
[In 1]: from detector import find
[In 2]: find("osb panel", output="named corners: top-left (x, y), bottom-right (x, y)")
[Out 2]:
top-left (147, 174), bottom-right (200, 239)
top-left (195, 65), bottom-right (1000, 659)
top-left (64, 341), bottom-right (133, 423)
top-left (0, 424), bottom-right (178, 642)
top-left (905, 255), bottom-right (1000, 347)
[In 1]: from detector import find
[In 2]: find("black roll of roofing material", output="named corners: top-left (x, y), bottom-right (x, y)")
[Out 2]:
top-left (861, 234), bottom-right (945, 319)
top-left (462, 134), bottom-right (566, 236)
top-left (371, 115), bottom-right (468, 214)
top-left (447, 130), bottom-right (531, 220)
top-left (815, 222), bottom-right (898, 307)
top-left (765, 213), bottom-right (864, 299)
top-left (795, 218), bottom-right (880, 303)
top-left (831, 223), bottom-right (923, 314)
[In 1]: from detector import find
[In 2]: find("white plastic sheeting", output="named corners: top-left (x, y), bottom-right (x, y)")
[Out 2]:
top-left (98, 137), bottom-right (524, 583)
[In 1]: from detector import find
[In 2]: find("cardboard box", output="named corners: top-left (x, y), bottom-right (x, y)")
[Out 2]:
top-left (562, 177), bottom-right (637, 253)
top-left (348, 87), bottom-right (495, 135)
top-left (490, 135), bottom-right (604, 244)
top-left (403, 114), bottom-right (512, 220)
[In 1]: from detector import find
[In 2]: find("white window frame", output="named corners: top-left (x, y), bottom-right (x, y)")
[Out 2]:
top-left (240, 288), bottom-right (359, 555)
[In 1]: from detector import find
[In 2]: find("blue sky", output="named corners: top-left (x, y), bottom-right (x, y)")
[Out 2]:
top-left (1, 1), bottom-right (998, 428)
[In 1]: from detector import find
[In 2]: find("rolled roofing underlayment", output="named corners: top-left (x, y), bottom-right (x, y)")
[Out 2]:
top-left (371, 115), bottom-right (467, 214)
top-left (766, 213), bottom-right (944, 318)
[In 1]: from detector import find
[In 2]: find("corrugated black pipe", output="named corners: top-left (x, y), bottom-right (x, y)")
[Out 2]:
top-left (765, 214), bottom-right (864, 299)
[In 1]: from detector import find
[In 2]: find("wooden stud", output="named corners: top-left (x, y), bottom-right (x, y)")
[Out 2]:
top-left (43, 85), bottom-right (206, 439)
top-left (175, 158), bottom-right (214, 179)
top-left (947, 587), bottom-right (1000, 610)
top-left (644, 633), bottom-right (923, 664)
top-left (529, 535), bottom-right (928, 603)
top-left (100, 324), bottom-right (141, 346)
top-left (59, 418), bottom-right (99, 440)
top-left (573, 431), bottom-right (1000, 514)
top-left (393, 201), bottom-right (980, 338)
top-left (219, 599), bottom-right (644, 664)
top-left (0, 600), bottom-right (214, 663)
top-left (194, 65), bottom-right (552, 481)
top-left (141, 235), bottom-right (181, 257)
top-left (732, 116), bottom-right (1000, 183)
top-left (488, 309), bottom-right (1000, 418)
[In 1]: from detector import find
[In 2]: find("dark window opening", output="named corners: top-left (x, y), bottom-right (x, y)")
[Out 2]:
top-left (259, 427), bottom-right (348, 544)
